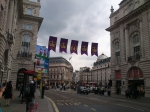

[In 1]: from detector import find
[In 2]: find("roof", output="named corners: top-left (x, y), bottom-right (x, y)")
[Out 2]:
top-left (97, 53), bottom-right (107, 61)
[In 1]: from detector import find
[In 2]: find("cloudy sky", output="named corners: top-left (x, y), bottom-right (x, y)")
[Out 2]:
top-left (37, 0), bottom-right (121, 71)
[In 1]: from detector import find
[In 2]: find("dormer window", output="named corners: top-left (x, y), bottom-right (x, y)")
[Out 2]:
top-left (27, 8), bottom-right (32, 15)
top-left (128, 3), bottom-right (134, 12)
top-left (115, 17), bottom-right (118, 22)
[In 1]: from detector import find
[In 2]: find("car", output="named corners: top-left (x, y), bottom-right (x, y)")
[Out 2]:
top-left (77, 86), bottom-right (89, 95)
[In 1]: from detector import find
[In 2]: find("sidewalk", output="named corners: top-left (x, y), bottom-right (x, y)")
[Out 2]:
top-left (0, 90), bottom-right (54, 112)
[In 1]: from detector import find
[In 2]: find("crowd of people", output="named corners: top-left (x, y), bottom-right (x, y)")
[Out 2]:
top-left (0, 80), bottom-right (38, 112)
top-left (125, 88), bottom-right (143, 99)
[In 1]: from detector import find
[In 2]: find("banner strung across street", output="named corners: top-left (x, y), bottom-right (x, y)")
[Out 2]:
top-left (48, 36), bottom-right (98, 57)
top-left (70, 40), bottom-right (78, 54)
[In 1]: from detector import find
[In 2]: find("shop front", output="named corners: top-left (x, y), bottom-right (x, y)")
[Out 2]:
top-left (128, 67), bottom-right (145, 96)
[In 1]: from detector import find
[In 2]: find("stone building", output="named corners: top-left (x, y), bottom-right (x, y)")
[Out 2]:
top-left (74, 70), bottom-right (80, 84)
top-left (106, 0), bottom-right (150, 97)
top-left (0, 0), bottom-right (43, 87)
top-left (92, 53), bottom-right (111, 87)
top-left (49, 57), bottom-right (73, 87)
top-left (79, 67), bottom-right (92, 84)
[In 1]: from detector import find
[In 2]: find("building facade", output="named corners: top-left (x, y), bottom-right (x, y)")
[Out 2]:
top-left (106, 0), bottom-right (150, 97)
top-left (49, 57), bottom-right (73, 87)
top-left (79, 67), bottom-right (92, 84)
top-left (0, 0), bottom-right (43, 87)
top-left (92, 53), bottom-right (111, 87)
top-left (74, 70), bottom-right (80, 84)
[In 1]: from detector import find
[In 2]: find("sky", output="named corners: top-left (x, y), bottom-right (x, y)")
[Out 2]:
top-left (37, 0), bottom-right (121, 71)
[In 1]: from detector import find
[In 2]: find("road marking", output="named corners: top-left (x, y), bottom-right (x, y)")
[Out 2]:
top-left (117, 104), bottom-right (144, 111)
top-left (84, 104), bottom-right (88, 107)
top-left (89, 98), bottom-right (107, 102)
top-left (46, 96), bottom-right (59, 112)
top-left (65, 103), bottom-right (68, 105)
top-left (91, 108), bottom-right (96, 111)
top-left (61, 95), bottom-right (68, 98)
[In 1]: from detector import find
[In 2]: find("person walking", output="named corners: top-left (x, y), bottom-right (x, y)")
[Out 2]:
top-left (25, 81), bottom-right (35, 112)
top-left (18, 83), bottom-right (23, 98)
top-left (4, 81), bottom-right (13, 106)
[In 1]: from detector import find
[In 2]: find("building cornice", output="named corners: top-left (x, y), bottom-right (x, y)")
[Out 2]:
top-left (106, 1), bottom-right (150, 31)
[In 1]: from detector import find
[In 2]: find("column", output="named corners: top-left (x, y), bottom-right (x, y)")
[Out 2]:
top-left (125, 26), bottom-right (129, 61)
top-left (139, 20), bottom-right (144, 57)
top-left (6, 0), bottom-right (14, 32)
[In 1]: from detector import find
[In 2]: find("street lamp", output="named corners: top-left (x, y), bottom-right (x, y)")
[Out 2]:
top-left (33, 58), bottom-right (37, 70)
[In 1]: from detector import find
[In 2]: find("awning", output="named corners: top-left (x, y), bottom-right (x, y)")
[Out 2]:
top-left (23, 70), bottom-right (35, 75)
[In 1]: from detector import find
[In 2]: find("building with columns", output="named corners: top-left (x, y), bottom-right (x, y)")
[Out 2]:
top-left (92, 53), bottom-right (111, 87)
top-left (49, 57), bottom-right (73, 87)
top-left (106, 0), bottom-right (150, 97)
top-left (0, 0), bottom-right (43, 87)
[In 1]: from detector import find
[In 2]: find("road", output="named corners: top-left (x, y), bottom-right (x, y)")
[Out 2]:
top-left (44, 89), bottom-right (150, 112)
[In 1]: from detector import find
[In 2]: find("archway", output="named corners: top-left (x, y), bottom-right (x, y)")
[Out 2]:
top-left (127, 67), bottom-right (145, 96)
top-left (16, 68), bottom-right (27, 89)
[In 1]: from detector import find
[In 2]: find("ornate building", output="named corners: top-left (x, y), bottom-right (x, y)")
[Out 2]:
top-left (92, 53), bottom-right (111, 86)
top-left (106, 0), bottom-right (150, 97)
top-left (79, 67), bottom-right (92, 84)
top-left (49, 57), bottom-right (73, 87)
top-left (0, 0), bottom-right (43, 87)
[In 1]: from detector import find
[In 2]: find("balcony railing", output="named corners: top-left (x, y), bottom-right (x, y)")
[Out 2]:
top-left (128, 54), bottom-right (140, 62)
top-left (6, 29), bottom-right (13, 44)
top-left (17, 51), bottom-right (32, 59)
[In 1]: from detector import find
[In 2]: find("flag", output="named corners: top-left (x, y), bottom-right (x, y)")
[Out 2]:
top-left (91, 43), bottom-right (98, 56)
top-left (70, 40), bottom-right (78, 54)
top-left (48, 36), bottom-right (57, 52)
top-left (69, 57), bottom-right (72, 60)
top-left (59, 38), bottom-right (68, 53)
top-left (81, 41), bottom-right (88, 55)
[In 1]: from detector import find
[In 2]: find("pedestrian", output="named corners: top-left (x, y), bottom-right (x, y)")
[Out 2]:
top-left (18, 83), bottom-right (23, 98)
top-left (0, 86), bottom-right (6, 105)
top-left (2, 80), bottom-right (7, 86)
top-left (25, 81), bottom-right (35, 112)
top-left (4, 81), bottom-right (13, 107)
top-left (137, 89), bottom-right (140, 99)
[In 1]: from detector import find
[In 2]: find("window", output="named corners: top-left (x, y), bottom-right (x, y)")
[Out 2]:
top-left (115, 42), bottom-right (120, 65)
top-left (23, 24), bottom-right (33, 30)
top-left (115, 17), bottom-right (118, 22)
top-left (133, 35), bottom-right (140, 59)
top-left (27, 8), bottom-right (32, 15)
top-left (21, 35), bottom-right (31, 53)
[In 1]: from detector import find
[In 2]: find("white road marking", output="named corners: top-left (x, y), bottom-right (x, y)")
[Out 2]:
top-left (84, 104), bottom-right (88, 107)
top-left (89, 98), bottom-right (108, 102)
top-left (117, 104), bottom-right (144, 111)
top-left (91, 108), bottom-right (96, 111)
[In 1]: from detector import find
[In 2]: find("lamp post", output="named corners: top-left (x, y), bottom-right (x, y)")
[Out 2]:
top-left (33, 57), bottom-right (37, 86)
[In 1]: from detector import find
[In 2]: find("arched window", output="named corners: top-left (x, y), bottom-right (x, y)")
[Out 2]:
top-left (115, 42), bottom-right (120, 64)
top-left (133, 35), bottom-right (140, 59)
top-left (21, 35), bottom-right (31, 53)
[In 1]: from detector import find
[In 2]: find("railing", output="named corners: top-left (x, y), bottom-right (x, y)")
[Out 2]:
top-left (6, 29), bottom-right (13, 44)
top-left (128, 54), bottom-right (140, 62)
top-left (17, 51), bottom-right (32, 59)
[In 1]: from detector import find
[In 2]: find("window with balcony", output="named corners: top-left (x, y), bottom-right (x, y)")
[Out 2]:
top-left (115, 42), bottom-right (120, 64)
top-left (21, 35), bottom-right (31, 52)
top-left (17, 34), bottom-right (32, 58)
top-left (27, 8), bottom-right (32, 15)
